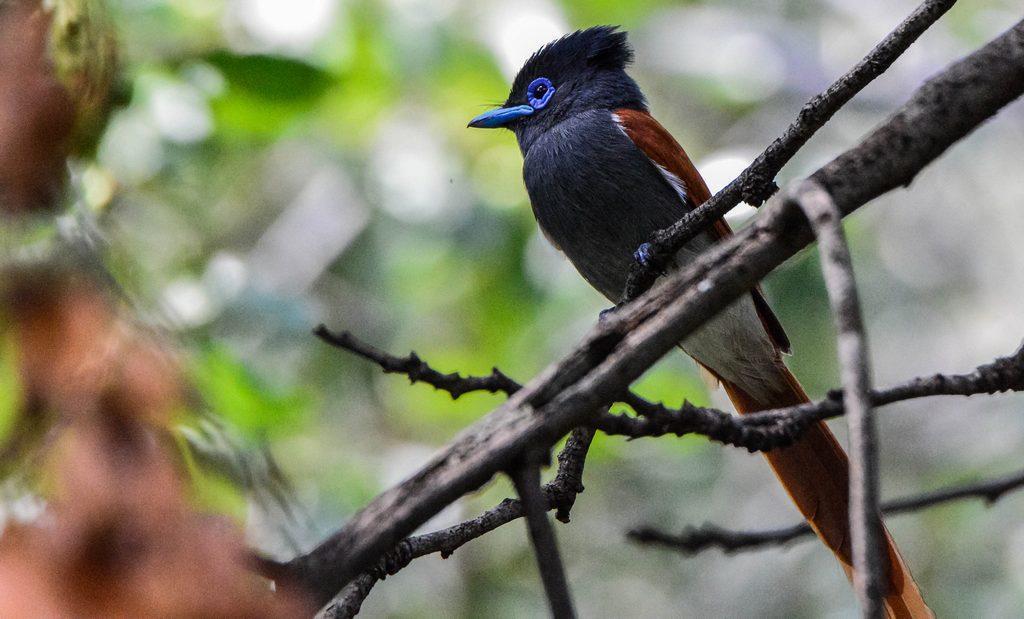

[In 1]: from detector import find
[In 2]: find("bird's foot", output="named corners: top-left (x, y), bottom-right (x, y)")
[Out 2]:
top-left (633, 242), bottom-right (654, 267)
top-left (599, 306), bottom-right (619, 321)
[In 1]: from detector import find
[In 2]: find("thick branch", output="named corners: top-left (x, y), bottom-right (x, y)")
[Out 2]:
top-left (793, 180), bottom-right (883, 615)
top-left (629, 469), bottom-right (1024, 554)
top-left (621, 0), bottom-right (958, 301)
top-left (284, 22), bottom-right (1024, 607)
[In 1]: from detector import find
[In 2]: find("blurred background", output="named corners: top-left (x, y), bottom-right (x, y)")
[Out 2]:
top-left (5, 0), bottom-right (1024, 616)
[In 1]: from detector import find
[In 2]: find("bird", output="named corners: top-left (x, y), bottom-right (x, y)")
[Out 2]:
top-left (468, 26), bottom-right (930, 618)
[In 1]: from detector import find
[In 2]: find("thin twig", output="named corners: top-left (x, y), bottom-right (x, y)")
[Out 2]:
top-left (597, 343), bottom-right (1024, 449)
top-left (621, 0), bottom-right (957, 302)
top-left (511, 457), bottom-right (577, 619)
top-left (316, 325), bottom-right (708, 427)
top-left (629, 468), bottom-right (1024, 553)
top-left (314, 325), bottom-right (521, 398)
top-left (316, 326), bottom-right (658, 418)
top-left (629, 522), bottom-right (810, 554)
top-left (319, 326), bottom-right (1024, 454)
top-left (793, 180), bottom-right (883, 616)
top-left (320, 428), bottom-right (596, 618)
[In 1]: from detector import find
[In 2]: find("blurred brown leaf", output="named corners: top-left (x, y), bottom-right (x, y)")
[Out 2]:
top-left (0, 269), bottom-right (312, 617)
top-left (0, 0), bottom-right (119, 214)
top-left (0, 1), bottom-right (76, 214)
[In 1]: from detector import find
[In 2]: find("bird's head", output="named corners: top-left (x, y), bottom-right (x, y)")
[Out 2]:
top-left (468, 26), bottom-right (646, 151)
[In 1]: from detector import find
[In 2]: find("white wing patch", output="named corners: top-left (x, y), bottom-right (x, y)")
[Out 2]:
top-left (654, 164), bottom-right (689, 207)
top-left (611, 112), bottom-right (690, 208)
top-left (610, 112), bottom-right (628, 137)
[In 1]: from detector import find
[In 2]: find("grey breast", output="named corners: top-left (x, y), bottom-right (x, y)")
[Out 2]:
top-left (522, 109), bottom-right (691, 301)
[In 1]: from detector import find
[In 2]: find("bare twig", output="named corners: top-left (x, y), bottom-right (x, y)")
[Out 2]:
top-left (792, 181), bottom-right (883, 616)
top-left (315, 325), bottom-right (794, 447)
top-left (596, 344), bottom-right (1024, 449)
top-left (314, 325), bottom-right (520, 398)
top-left (317, 326), bottom-right (1023, 455)
top-left (511, 458), bottom-right (577, 619)
top-left (629, 469), bottom-right (1024, 553)
top-left (629, 522), bottom-right (810, 554)
top-left (315, 326), bottom-right (670, 430)
top-left (320, 428), bottom-right (595, 618)
top-left (283, 23), bottom-right (1024, 607)
top-left (621, 0), bottom-right (957, 301)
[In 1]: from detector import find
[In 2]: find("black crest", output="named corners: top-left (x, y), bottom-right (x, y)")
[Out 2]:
top-left (509, 26), bottom-right (635, 99)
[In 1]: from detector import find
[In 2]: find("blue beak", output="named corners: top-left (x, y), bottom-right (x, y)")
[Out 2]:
top-left (467, 104), bottom-right (534, 128)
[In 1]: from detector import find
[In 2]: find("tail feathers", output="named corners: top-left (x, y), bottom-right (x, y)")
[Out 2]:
top-left (720, 366), bottom-right (931, 619)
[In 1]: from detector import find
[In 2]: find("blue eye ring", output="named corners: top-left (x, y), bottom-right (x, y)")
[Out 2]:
top-left (527, 77), bottom-right (555, 110)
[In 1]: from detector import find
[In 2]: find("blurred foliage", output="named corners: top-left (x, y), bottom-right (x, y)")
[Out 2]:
top-left (204, 51), bottom-right (334, 137)
top-left (0, 268), bottom-right (311, 615)
top-left (189, 343), bottom-right (312, 439)
top-left (0, 335), bottom-right (21, 444)
top-left (4, 0), bottom-right (1024, 616)
top-left (50, 0), bottom-right (120, 153)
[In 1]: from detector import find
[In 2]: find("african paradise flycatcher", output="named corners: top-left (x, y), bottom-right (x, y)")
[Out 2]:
top-left (468, 26), bottom-right (930, 618)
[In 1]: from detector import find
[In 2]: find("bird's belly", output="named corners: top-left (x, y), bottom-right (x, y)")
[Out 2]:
top-left (544, 211), bottom-right (786, 402)
top-left (655, 241), bottom-right (783, 403)
top-left (557, 227), bottom-right (784, 402)
top-left (679, 291), bottom-right (785, 404)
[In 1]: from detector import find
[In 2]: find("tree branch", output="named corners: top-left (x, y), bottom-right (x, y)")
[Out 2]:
top-left (313, 325), bottom-right (520, 398)
top-left (628, 469), bottom-right (1024, 554)
top-left (311, 323), bottom-right (602, 616)
top-left (307, 342), bottom-right (1024, 616)
top-left (791, 180), bottom-right (883, 615)
top-left (511, 458), bottom-right (577, 619)
top-left (307, 316), bottom-right (1024, 615)
top-left (310, 328), bottom-right (592, 616)
top-left (621, 0), bottom-right (958, 302)
top-left (282, 21), bottom-right (1024, 608)
top-left (317, 325), bottom-right (1023, 454)
top-left (320, 428), bottom-right (595, 618)
top-left (595, 344), bottom-right (1024, 449)
top-left (315, 326), bottom-right (673, 432)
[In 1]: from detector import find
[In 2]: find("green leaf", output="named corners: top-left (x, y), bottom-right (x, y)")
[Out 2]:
top-left (204, 51), bottom-right (333, 102)
top-left (203, 51), bottom-right (334, 137)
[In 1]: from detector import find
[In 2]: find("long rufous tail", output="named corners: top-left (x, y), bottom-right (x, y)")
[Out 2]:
top-left (720, 365), bottom-right (932, 618)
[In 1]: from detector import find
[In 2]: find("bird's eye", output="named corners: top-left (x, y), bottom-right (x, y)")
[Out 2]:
top-left (527, 77), bottom-right (555, 110)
